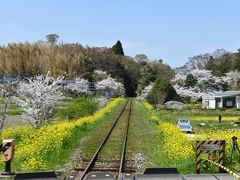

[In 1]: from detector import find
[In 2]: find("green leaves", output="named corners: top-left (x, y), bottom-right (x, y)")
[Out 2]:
top-left (147, 77), bottom-right (179, 105)
top-left (111, 40), bottom-right (124, 55)
top-left (184, 74), bottom-right (197, 88)
top-left (57, 97), bottom-right (97, 120)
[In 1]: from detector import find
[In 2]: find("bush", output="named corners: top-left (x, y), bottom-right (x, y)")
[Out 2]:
top-left (57, 97), bottom-right (98, 120)
top-left (143, 101), bottom-right (154, 110)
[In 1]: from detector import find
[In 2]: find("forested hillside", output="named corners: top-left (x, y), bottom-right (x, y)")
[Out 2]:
top-left (0, 42), bottom-right (137, 96)
top-left (173, 49), bottom-right (240, 100)
top-left (2, 36), bottom-right (240, 101)
top-left (0, 39), bottom-right (173, 97)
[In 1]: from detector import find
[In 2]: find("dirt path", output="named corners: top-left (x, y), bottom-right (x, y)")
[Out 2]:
top-left (1, 115), bottom-right (27, 129)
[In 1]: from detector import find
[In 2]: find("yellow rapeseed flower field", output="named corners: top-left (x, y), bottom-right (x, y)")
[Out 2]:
top-left (158, 122), bottom-right (194, 161)
top-left (148, 113), bottom-right (194, 161)
top-left (144, 101), bottom-right (240, 167)
top-left (143, 101), bottom-right (154, 110)
top-left (1, 98), bottom-right (123, 171)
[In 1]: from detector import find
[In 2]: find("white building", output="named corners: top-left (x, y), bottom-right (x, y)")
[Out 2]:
top-left (202, 91), bottom-right (240, 109)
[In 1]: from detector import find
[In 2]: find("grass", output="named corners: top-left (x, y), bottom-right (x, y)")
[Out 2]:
top-left (79, 100), bottom-right (127, 160)
top-left (0, 97), bottom-right (98, 129)
top-left (0, 101), bottom-right (23, 115)
top-left (130, 100), bottom-right (195, 173)
top-left (0, 96), bottom-right (98, 118)
top-left (44, 100), bottom-right (125, 170)
top-left (156, 108), bottom-right (240, 133)
top-left (97, 102), bottom-right (130, 161)
top-left (79, 99), bottom-right (169, 172)
top-left (55, 97), bottom-right (98, 120)
top-left (41, 98), bottom-right (127, 171)
top-left (141, 101), bottom-right (240, 174)
top-left (127, 100), bottom-right (165, 172)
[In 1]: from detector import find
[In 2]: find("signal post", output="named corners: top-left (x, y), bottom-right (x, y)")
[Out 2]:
top-left (0, 139), bottom-right (15, 179)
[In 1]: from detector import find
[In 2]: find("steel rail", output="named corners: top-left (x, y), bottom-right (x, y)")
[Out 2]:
top-left (75, 99), bottom-right (130, 180)
top-left (118, 99), bottom-right (132, 180)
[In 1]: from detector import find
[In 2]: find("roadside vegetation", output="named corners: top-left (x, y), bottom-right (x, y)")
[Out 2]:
top-left (0, 98), bottom-right (22, 115)
top-left (157, 107), bottom-right (240, 132)
top-left (0, 97), bottom-right (98, 129)
top-left (0, 98), bottom-right (124, 171)
top-left (142, 101), bottom-right (240, 173)
top-left (56, 97), bottom-right (98, 120)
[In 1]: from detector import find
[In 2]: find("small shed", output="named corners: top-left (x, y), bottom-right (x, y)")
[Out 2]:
top-left (202, 91), bottom-right (240, 109)
top-left (164, 101), bottom-right (185, 109)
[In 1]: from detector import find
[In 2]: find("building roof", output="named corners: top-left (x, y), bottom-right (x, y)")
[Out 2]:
top-left (164, 101), bottom-right (185, 109)
top-left (0, 77), bottom-right (18, 84)
top-left (57, 79), bottom-right (76, 86)
top-left (214, 91), bottom-right (240, 97)
top-left (203, 91), bottom-right (240, 99)
top-left (202, 96), bottom-right (215, 100)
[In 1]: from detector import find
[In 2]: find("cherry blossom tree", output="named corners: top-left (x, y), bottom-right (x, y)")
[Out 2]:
top-left (66, 78), bottom-right (90, 96)
top-left (92, 69), bottom-right (108, 82)
top-left (137, 83), bottom-right (153, 100)
top-left (172, 69), bottom-right (240, 99)
top-left (13, 74), bottom-right (64, 128)
top-left (175, 49), bottom-right (228, 76)
top-left (95, 75), bottom-right (125, 97)
top-left (95, 96), bottom-right (109, 109)
top-left (223, 71), bottom-right (240, 89)
top-left (94, 70), bottom-right (107, 75)
top-left (173, 84), bottom-right (219, 100)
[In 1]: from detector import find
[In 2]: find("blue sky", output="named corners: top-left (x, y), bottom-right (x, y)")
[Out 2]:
top-left (1, 0), bottom-right (240, 67)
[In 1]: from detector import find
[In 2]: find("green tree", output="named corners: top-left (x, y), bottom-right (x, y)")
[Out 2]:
top-left (206, 56), bottom-right (214, 70)
top-left (150, 77), bottom-right (171, 105)
top-left (165, 86), bottom-right (180, 102)
top-left (46, 33), bottom-right (59, 45)
top-left (234, 49), bottom-right (240, 71)
top-left (211, 53), bottom-right (233, 76)
top-left (148, 61), bottom-right (175, 79)
top-left (184, 74), bottom-right (197, 87)
top-left (146, 91), bottom-right (157, 107)
top-left (212, 64), bottom-right (229, 76)
top-left (112, 40), bottom-right (124, 55)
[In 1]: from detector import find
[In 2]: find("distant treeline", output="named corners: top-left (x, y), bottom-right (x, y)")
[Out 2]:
top-left (206, 49), bottom-right (240, 76)
top-left (0, 42), bottom-right (140, 96)
top-left (0, 42), bottom-right (174, 97)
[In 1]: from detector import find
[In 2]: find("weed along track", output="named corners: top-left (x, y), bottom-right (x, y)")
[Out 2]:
top-left (69, 99), bottom-right (133, 180)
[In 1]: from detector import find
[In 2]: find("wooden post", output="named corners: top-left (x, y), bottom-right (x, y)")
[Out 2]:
top-left (195, 141), bottom-right (202, 174)
top-left (219, 140), bottom-right (226, 173)
top-left (218, 115), bottom-right (222, 124)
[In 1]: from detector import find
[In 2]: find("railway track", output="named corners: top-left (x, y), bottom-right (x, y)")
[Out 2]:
top-left (69, 99), bottom-right (133, 180)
